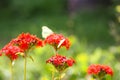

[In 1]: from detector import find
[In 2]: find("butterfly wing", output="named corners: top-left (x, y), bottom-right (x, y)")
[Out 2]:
top-left (42, 26), bottom-right (53, 38)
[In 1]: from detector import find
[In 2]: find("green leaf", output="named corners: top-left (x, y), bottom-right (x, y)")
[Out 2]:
top-left (28, 55), bottom-right (34, 62)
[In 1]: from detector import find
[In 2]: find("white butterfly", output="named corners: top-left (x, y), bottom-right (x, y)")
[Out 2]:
top-left (42, 26), bottom-right (65, 48)
top-left (42, 26), bottom-right (53, 38)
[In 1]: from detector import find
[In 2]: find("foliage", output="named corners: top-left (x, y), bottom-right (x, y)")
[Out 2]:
top-left (0, 0), bottom-right (66, 17)
top-left (0, 12), bottom-right (115, 47)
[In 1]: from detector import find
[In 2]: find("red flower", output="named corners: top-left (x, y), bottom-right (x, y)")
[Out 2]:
top-left (0, 43), bottom-right (23, 61)
top-left (46, 54), bottom-right (75, 72)
top-left (101, 65), bottom-right (113, 76)
top-left (87, 64), bottom-right (113, 78)
top-left (36, 37), bottom-right (43, 47)
top-left (0, 50), bottom-right (2, 56)
top-left (44, 33), bottom-right (70, 50)
top-left (67, 58), bottom-right (75, 66)
top-left (11, 33), bottom-right (43, 51)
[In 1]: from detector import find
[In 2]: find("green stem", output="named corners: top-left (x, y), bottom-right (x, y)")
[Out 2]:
top-left (52, 47), bottom-right (58, 54)
top-left (52, 71), bottom-right (54, 80)
top-left (59, 72), bottom-right (62, 80)
top-left (24, 57), bottom-right (27, 80)
top-left (10, 61), bottom-right (13, 80)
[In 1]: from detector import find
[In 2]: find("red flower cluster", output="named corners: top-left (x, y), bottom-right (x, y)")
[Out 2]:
top-left (87, 64), bottom-right (113, 77)
top-left (44, 33), bottom-right (70, 50)
top-left (46, 54), bottom-right (75, 72)
top-left (0, 43), bottom-right (23, 61)
top-left (0, 33), bottom-right (43, 61)
top-left (12, 33), bottom-right (43, 51)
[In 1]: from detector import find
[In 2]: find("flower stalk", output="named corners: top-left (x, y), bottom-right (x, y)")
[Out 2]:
top-left (58, 71), bottom-right (62, 80)
top-left (52, 71), bottom-right (54, 80)
top-left (10, 61), bottom-right (13, 80)
top-left (24, 56), bottom-right (27, 80)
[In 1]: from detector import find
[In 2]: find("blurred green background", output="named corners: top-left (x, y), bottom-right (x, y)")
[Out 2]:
top-left (0, 0), bottom-right (120, 80)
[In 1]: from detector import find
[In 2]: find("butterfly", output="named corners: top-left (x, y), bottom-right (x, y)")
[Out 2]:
top-left (42, 26), bottom-right (53, 39)
top-left (42, 26), bottom-right (65, 48)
